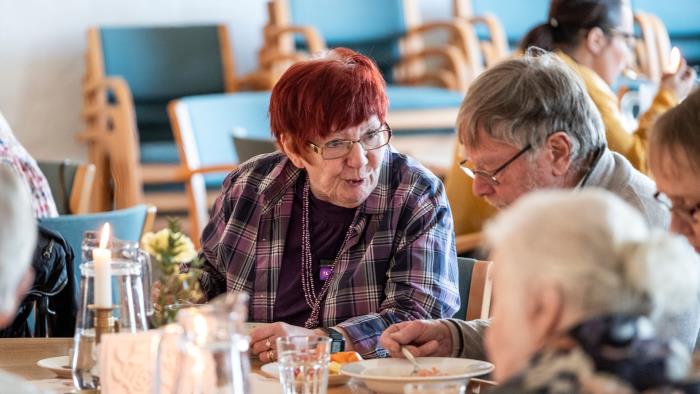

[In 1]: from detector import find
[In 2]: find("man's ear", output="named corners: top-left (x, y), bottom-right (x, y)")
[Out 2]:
top-left (279, 133), bottom-right (306, 169)
top-left (584, 27), bottom-right (608, 55)
top-left (545, 132), bottom-right (573, 177)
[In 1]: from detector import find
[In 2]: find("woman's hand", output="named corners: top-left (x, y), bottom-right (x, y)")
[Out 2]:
top-left (660, 58), bottom-right (697, 101)
top-left (249, 322), bottom-right (317, 363)
top-left (379, 320), bottom-right (453, 358)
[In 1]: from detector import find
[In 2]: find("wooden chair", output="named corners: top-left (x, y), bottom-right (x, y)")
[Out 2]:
top-left (168, 92), bottom-right (272, 247)
top-left (39, 204), bottom-right (157, 285)
top-left (634, 0), bottom-right (700, 67)
top-left (259, 0), bottom-right (483, 131)
top-left (78, 24), bottom-right (271, 212)
top-left (453, 0), bottom-right (510, 68)
top-left (455, 257), bottom-right (493, 321)
top-left (37, 160), bottom-right (96, 215)
top-left (459, 0), bottom-right (549, 49)
top-left (634, 12), bottom-right (664, 82)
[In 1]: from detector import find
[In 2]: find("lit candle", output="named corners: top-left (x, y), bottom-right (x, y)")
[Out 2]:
top-left (93, 223), bottom-right (112, 308)
top-left (668, 46), bottom-right (681, 73)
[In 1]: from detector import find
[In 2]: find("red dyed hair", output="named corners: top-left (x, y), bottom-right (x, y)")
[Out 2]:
top-left (269, 47), bottom-right (388, 156)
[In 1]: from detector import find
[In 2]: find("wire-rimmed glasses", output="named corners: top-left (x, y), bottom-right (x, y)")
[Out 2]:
top-left (458, 144), bottom-right (532, 186)
top-left (308, 124), bottom-right (392, 160)
top-left (653, 191), bottom-right (700, 225)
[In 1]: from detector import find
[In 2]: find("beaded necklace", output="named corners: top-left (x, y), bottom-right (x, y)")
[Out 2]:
top-left (300, 179), bottom-right (354, 329)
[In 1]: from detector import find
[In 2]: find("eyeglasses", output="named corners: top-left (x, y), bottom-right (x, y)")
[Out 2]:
top-left (653, 191), bottom-right (700, 225)
top-left (308, 124), bottom-right (392, 160)
top-left (459, 144), bottom-right (532, 186)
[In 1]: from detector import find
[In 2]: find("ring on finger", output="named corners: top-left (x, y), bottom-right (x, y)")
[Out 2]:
top-left (267, 349), bottom-right (275, 361)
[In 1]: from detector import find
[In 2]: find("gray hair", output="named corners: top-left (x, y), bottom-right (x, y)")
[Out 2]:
top-left (0, 165), bottom-right (37, 314)
top-left (484, 189), bottom-right (700, 318)
top-left (458, 49), bottom-right (605, 167)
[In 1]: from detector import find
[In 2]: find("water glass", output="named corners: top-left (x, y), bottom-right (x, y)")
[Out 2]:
top-left (276, 336), bottom-right (331, 394)
top-left (404, 382), bottom-right (467, 394)
top-left (155, 292), bottom-right (250, 394)
top-left (71, 259), bottom-right (149, 390)
top-left (81, 231), bottom-right (153, 316)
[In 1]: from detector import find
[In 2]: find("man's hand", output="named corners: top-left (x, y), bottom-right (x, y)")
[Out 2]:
top-left (379, 320), bottom-right (453, 358)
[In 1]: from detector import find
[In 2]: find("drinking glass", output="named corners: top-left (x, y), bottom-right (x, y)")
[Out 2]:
top-left (154, 292), bottom-right (250, 394)
top-left (82, 231), bottom-right (153, 316)
top-left (71, 259), bottom-right (149, 390)
top-left (276, 336), bottom-right (331, 394)
top-left (404, 382), bottom-right (467, 394)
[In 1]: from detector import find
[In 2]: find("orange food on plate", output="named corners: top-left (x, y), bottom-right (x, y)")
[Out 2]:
top-left (331, 351), bottom-right (363, 364)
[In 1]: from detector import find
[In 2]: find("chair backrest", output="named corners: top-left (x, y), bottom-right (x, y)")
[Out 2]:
top-left (232, 132), bottom-right (278, 163)
top-left (283, 0), bottom-right (413, 79)
top-left (455, 257), bottom-right (493, 321)
top-left (634, 0), bottom-right (700, 65)
top-left (92, 24), bottom-right (234, 144)
top-left (37, 160), bottom-right (96, 215)
top-left (39, 204), bottom-right (153, 286)
top-left (468, 0), bottom-right (549, 47)
top-left (168, 92), bottom-right (272, 242)
top-left (170, 92), bottom-right (272, 170)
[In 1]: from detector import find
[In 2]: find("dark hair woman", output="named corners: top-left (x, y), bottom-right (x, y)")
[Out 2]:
top-left (519, 0), bottom-right (696, 173)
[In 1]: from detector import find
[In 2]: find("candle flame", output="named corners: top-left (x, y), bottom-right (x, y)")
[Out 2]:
top-left (99, 223), bottom-right (111, 249)
top-left (668, 47), bottom-right (681, 73)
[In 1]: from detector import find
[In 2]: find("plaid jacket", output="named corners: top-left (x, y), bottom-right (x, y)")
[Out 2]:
top-left (199, 150), bottom-right (459, 357)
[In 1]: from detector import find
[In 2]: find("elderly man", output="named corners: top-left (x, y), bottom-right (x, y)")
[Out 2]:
top-left (0, 165), bottom-right (41, 392)
top-left (380, 51), bottom-right (699, 359)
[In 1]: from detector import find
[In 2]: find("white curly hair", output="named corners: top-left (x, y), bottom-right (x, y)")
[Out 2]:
top-left (484, 188), bottom-right (700, 318)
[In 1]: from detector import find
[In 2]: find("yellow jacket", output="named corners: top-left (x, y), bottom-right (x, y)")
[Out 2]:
top-left (446, 51), bottom-right (677, 237)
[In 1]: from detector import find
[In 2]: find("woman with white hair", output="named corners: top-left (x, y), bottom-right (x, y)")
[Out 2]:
top-left (0, 165), bottom-right (42, 392)
top-left (381, 189), bottom-right (700, 392)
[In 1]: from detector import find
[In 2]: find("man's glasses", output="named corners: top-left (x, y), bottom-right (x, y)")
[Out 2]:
top-left (459, 144), bottom-right (532, 186)
top-left (308, 124), bottom-right (392, 160)
top-left (653, 191), bottom-right (700, 225)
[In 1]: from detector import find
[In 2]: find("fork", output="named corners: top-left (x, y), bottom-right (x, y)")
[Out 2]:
top-left (401, 346), bottom-right (422, 376)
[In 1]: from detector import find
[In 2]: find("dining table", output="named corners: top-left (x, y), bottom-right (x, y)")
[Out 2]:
top-left (0, 338), bottom-right (354, 394)
top-left (390, 133), bottom-right (455, 179)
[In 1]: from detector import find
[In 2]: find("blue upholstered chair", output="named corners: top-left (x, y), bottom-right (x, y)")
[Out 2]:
top-left (261, 0), bottom-right (479, 131)
top-left (168, 92), bottom-right (273, 245)
top-left (39, 204), bottom-right (156, 286)
top-left (78, 24), bottom-right (271, 212)
top-left (466, 0), bottom-right (549, 49)
top-left (37, 160), bottom-right (96, 215)
top-left (454, 257), bottom-right (493, 321)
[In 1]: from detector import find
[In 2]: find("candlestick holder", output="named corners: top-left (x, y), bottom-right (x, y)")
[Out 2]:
top-left (91, 305), bottom-right (118, 343)
top-left (72, 259), bottom-right (149, 391)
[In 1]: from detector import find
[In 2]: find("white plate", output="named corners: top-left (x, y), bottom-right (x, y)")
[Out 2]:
top-left (340, 357), bottom-right (494, 394)
top-left (36, 356), bottom-right (72, 379)
top-left (259, 362), bottom-right (351, 386)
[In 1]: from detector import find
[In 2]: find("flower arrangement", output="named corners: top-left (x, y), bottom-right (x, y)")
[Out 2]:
top-left (142, 218), bottom-right (204, 326)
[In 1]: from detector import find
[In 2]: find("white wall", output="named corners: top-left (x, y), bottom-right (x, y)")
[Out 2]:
top-left (0, 0), bottom-right (451, 161)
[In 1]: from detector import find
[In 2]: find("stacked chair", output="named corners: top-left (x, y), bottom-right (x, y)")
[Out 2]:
top-left (78, 24), bottom-right (271, 213)
top-left (258, 0), bottom-right (482, 130)
top-left (37, 160), bottom-right (95, 215)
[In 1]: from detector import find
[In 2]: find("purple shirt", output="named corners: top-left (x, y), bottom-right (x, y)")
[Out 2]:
top-left (199, 150), bottom-right (459, 358)
top-left (275, 176), bottom-right (356, 326)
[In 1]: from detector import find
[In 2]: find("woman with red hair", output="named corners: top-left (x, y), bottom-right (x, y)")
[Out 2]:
top-left (198, 48), bottom-right (459, 360)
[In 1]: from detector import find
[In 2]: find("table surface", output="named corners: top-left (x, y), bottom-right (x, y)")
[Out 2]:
top-left (390, 134), bottom-right (455, 178)
top-left (0, 338), bottom-right (352, 393)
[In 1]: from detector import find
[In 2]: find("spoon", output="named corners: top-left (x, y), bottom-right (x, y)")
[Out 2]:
top-left (401, 346), bottom-right (422, 376)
